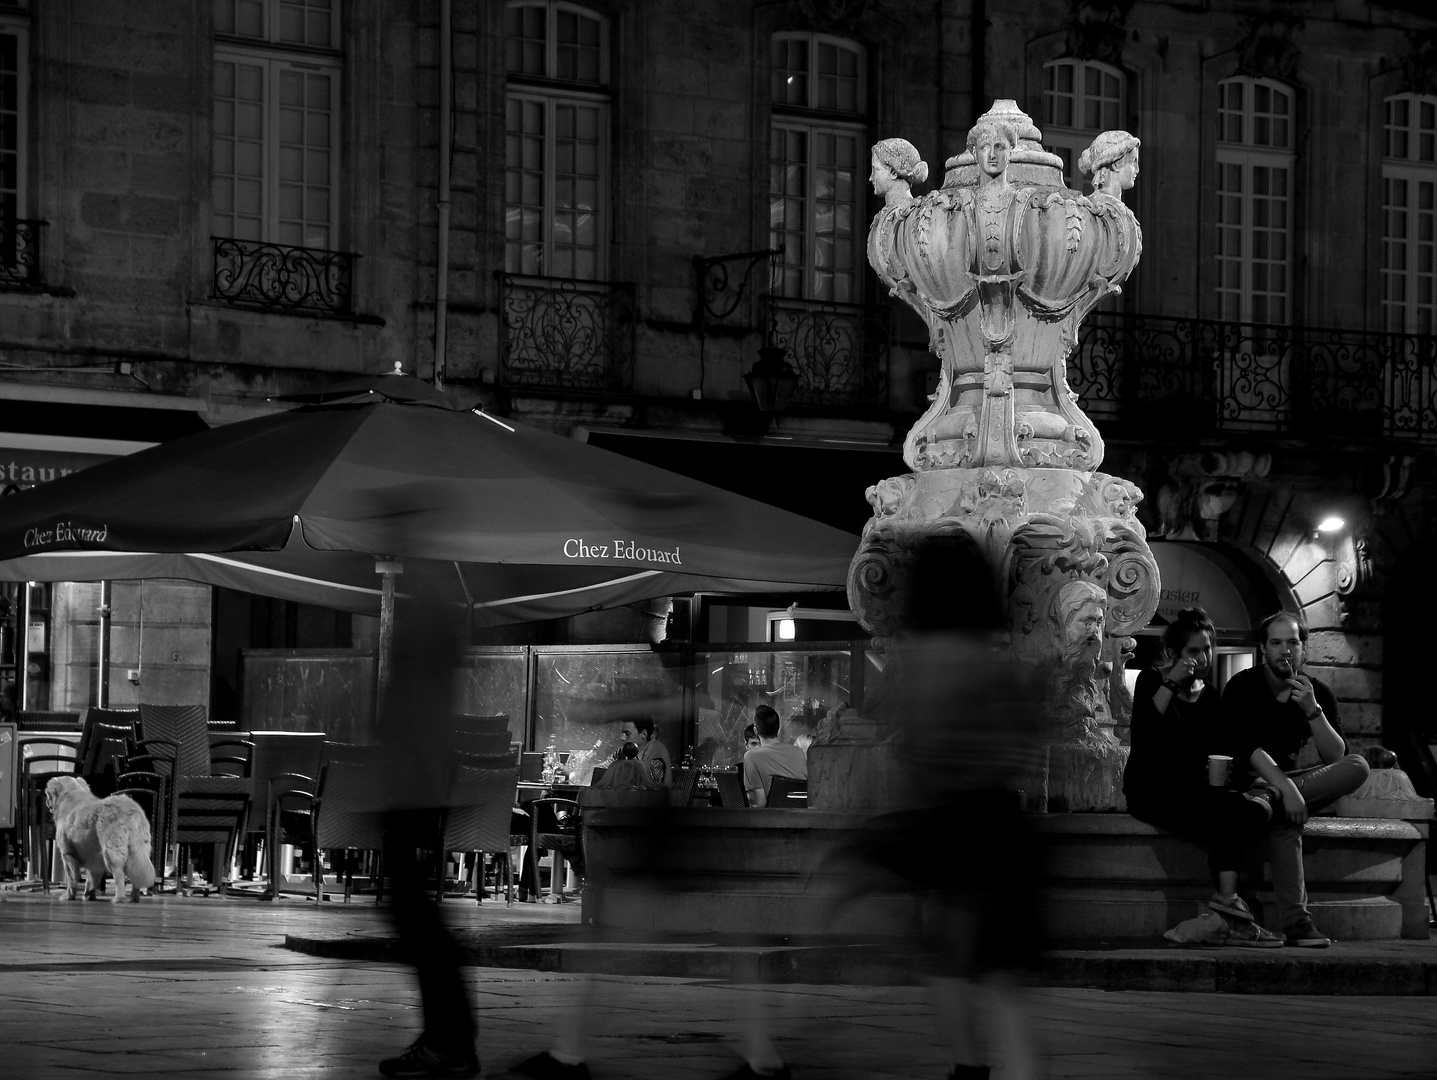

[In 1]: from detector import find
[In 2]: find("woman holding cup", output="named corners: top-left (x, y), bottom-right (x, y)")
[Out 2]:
top-left (1122, 607), bottom-right (1281, 943)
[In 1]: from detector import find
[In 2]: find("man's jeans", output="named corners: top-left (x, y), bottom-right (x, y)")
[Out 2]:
top-left (1265, 754), bottom-right (1371, 930)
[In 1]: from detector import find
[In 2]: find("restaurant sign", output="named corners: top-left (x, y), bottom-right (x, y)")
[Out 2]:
top-left (563, 538), bottom-right (683, 565)
top-left (0, 447), bottom-right (114, 492)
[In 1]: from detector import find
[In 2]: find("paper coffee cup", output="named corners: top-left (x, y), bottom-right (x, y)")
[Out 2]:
top-left (1207, 754), bottom-right (1233, 787)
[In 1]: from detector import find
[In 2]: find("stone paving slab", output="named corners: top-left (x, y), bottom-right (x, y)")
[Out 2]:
top-left (3, 889), bottom-right (1436, 1078)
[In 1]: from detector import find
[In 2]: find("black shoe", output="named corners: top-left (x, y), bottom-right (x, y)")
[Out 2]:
top-left (378, 1039), bottom-right (480, 1079)
top-left (947, 1067), bottom-right (992, 1080)
top-left (715, 1064), bottom-right (792, 1080)
top-left (492, 1051), bottom-right (591, 1080)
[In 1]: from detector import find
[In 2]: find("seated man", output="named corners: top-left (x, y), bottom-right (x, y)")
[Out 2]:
top-left (1222, 610), bottom-right (1370, 948)
top-left (618, 717), bottom-right (672, 786)
top-left (742, 704), bottom-right (807, 808)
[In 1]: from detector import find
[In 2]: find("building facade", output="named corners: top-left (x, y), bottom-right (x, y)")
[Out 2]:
top-left (1, 1), bottom-right (1436, 780)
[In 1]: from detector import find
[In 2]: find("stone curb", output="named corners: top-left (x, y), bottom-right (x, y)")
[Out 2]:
top-left (283, 932), bottom-right (1437, 995)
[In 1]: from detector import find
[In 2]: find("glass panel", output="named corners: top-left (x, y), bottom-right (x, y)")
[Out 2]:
top-left (689, 647), bottom-right (852, 768)
top-left (506, 1), bottom-right (547, 76)
top-left (455, 650), bottom-right (528, 748)
top-left (532, 650), bottom-right (682, 783)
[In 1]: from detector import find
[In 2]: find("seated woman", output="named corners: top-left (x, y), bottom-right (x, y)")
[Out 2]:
top-left (1122, 606), bottom-right (1281, 944)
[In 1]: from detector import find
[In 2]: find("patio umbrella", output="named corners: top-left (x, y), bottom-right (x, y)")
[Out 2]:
top-left (0, 379), bottom-right (859, 626)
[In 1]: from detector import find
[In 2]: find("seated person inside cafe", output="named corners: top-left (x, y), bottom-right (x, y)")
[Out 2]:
top-left (591, 741), bottom-right (662, 790)
top-left (743, 704), bottom-right (807, 808)
top-left (1221, 610), bottom-right (1370, 948)
top-left (617, 717), bottom-right (672, 785)
top-left (1122, 606), bottom-right (1281, 943)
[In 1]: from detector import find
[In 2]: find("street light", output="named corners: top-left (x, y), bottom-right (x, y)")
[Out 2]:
top-left (744, 345), bottom-right (799, 416)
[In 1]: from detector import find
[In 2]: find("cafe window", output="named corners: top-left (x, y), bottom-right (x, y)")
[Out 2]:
top-left (504, 1), bottom-right (611, 280)
top-left (1043, 58), bottom-right (1126, 189)
top-left (1382, 93), bottom-right (1437, 334)
top-left (212, 0), bottom-right (342, 249)
top-left (769, 31), bottom-right (866, 303)
top-left (1215, 77), bottom-right (1295, 325)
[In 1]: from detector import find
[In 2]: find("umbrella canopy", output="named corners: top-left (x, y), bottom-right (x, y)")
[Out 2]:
top-left (0, 393), bottom-right (858, 625)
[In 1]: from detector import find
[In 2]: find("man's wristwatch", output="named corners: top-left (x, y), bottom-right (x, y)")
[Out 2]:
top-left (1305, 706), bottom-right (1324, 720)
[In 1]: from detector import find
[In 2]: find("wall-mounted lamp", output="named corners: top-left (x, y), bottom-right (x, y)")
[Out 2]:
top-left (1312, 515), bottom-right (1346, 539)
top-left (745, 345), bottom-right (799, 416)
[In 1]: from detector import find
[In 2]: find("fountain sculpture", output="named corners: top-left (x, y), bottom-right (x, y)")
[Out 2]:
top-left (837, 100), bottom-right (1159, 811)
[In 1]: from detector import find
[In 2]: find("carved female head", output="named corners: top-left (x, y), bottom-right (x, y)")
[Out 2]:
top-left (966, 119), bottom-right (1019, 185)
top-left (870, 138), bottom-right (929, 204)
top-left (1078, 130), bottom-right (1141, 196)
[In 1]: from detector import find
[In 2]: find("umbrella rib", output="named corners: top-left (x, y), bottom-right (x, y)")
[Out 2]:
top-left (470, 569), bottom-right (663, 609)
top-left (193, 553), bottom-right (387, 597)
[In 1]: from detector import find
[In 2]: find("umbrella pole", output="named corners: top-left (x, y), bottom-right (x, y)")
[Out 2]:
top-left (375, 559), bottom-right (403, 715)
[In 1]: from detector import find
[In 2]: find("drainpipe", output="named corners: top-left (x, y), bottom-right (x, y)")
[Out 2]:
top-left (972, 0), bottom-right (986, 119)
top-left (434, 0), bottom-right (453, 387)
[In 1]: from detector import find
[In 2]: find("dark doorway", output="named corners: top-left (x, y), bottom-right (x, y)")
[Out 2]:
top-left (1382, 544), bottom-right (1437, 797)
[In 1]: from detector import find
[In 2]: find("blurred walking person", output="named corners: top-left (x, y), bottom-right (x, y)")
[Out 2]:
top-left (375, 574), bottom-right (478, 1079)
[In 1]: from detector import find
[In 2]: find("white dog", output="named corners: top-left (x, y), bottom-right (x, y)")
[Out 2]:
top-left (44, 776), bottom-right (158, 902)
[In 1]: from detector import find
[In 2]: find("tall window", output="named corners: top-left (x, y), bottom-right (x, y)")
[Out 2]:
top-left (0, 17), bottom-right (27, 230)
top-left (504, 1), bottom-right (610, 280)
top-left (212, 0), bottom-right (341, 249)
top-left (1042, 58), bottom-right (1125, 188)
top-left (769, 32), bottom-right (866, 303)
top-left (1382, 93), bottom-right (1437, 334)
top-left (1215, 77), bottom-right (1295, 324)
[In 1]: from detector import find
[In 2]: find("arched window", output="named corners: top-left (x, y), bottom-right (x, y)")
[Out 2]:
top-left (504, 1), bottom-right (610, 279)
top-left (769, 32), bottom-right (867, 303)
top-left (1382, 93), bottom-right (1437, 334)
top-left (1215, 77), bottom-right (1295, 325)
top-left (1042, 58), bottom-right (1126, 189)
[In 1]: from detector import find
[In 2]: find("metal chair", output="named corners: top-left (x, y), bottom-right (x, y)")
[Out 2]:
top-left (173, 776), bottom-right (251, 897)
top-left (311, 759), bottom-right (396, 903)
top-left (437, 760), bottom-right (521, 903)
top-left (15, 710), bottom-right (81, 732)
top-left (713, 768), bottom-right (748, 809)
top-left (207, 731), bottom-right (254, 778)
top-left (18, 740), bottom-right (79, 889)
top-left (766, 774), bottom-right (809, 808)
top-left (668, 766), bottom-right (699, 807)
top-left (244, 732), bottom-right (325, 898)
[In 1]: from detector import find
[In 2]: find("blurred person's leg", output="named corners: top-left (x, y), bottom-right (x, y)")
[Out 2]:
top-left (1265, 822), bottom-right (1309, 932)
top-left (378, 812), bottom-right (478, 1079)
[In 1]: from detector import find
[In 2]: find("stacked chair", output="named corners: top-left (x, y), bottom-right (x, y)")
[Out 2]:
top-left (244, 731), bottom-right (326, 900)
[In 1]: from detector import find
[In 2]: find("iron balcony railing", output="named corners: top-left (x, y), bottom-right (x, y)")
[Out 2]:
top-left (212, 237), bottom-right (356, 317)
top-left (1068, 311), bottom-right (1437, 442)
top-left (495, 273), bottom-right (637, 395)
top-left (763, 295), bottom-right (890, 410)
top-left (0, 219), bottom-right (47, 290)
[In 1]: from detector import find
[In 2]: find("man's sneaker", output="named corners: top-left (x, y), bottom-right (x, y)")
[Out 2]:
top-left (1222, 921), bottom-right (1284, 948)
top-left (492, 1052), bottom-right (591, 1080)
top-left (1207, 893), bottom-right (1255, 922)
top-left (378, 1039), bottom-right (480, 1079)
top-left (1285, 918), bottom-right (1332, 948)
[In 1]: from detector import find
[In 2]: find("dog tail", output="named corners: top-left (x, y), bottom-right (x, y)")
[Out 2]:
top-left (126, 842), bottom-right (158, 890)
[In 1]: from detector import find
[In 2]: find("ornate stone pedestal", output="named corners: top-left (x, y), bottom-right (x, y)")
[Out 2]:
top-left (830, 100), bottom-right (1159, 812)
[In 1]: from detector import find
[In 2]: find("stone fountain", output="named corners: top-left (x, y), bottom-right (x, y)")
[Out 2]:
top-left (814, 100), bottom-right (1159, 813)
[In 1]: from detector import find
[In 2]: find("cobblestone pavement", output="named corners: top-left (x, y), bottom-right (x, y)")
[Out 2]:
top-left (1, 890), bottom-right (1433, 1079)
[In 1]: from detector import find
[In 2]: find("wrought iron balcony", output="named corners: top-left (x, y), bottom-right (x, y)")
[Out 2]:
top-left (212, 237), bottom-right (356, 316)
top-left (763, 296), bottom-right (890, 410)
top-left (0, 219), bottom-right (47, 290)
top-left (1068, 312), bottom-right (1437, 443)
top-left (496, 273), bottom-right (636, 394)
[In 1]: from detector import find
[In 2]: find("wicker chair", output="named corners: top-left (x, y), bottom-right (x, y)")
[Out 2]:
top-left (437, 761), bottom-right (520, 904)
